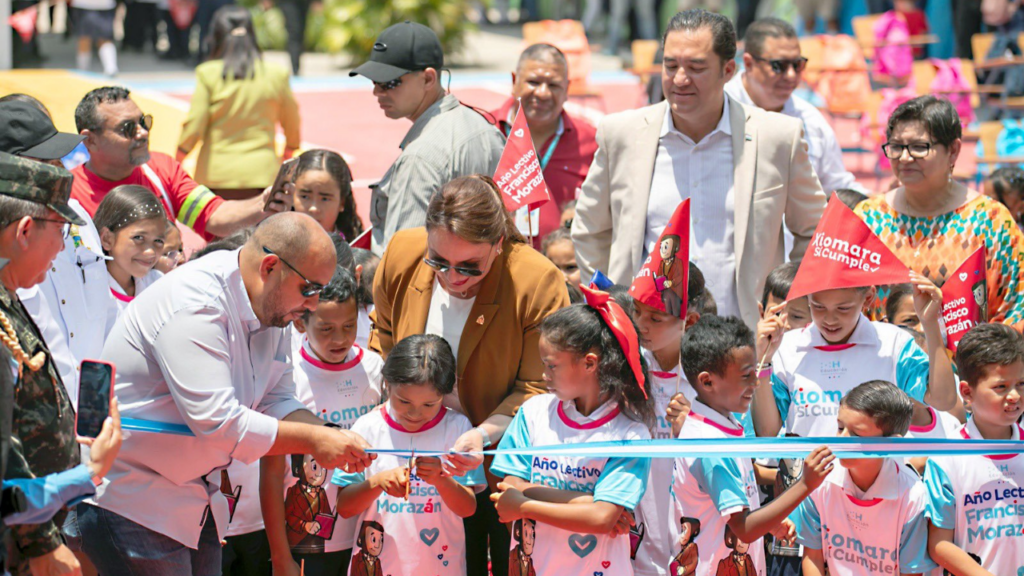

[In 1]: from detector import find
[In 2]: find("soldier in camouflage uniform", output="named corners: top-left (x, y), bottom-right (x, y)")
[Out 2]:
top-left (0, 152), bottom-right (86, 576)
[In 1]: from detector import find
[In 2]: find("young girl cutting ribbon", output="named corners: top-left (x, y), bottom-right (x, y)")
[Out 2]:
top-left (490, 285), bottom-right (655, 576)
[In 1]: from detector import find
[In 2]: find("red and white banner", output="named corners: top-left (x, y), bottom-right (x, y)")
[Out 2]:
top-left (9, 5), bottom-right (37, 44)
top-left (940, 247), bottom-right (987, 352)
top-left (787, 197), bottom-right (910, 301)
top-left (492, 105), bottom-right (551, 213)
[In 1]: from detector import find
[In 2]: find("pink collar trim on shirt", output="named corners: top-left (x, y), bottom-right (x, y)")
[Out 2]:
top-left (557, 402), bottom-right (621, 430)
top-left (300, 344), bottom-right (363, 372)
top-left (908, 406), bottom-right (937, 434)
top-left (960, 424), bottom-right (1022, 460)
top-left (844, 493), bottom-right (884, 507)
top-left (110, 288), bottom-right (133, 303)
top-left (381, 405), bottom-right (446, 434)
top-left (814, 343), bottom-right (856, 352)
top-left (689, 412), bottom-right (745, 437)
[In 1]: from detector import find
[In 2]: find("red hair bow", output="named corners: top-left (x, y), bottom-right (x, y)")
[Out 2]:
top-left (579, 284), bottom-right (648, 399)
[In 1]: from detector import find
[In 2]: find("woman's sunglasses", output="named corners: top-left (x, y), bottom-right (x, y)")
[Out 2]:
top-left (423, 257), bottom-right (484, 277)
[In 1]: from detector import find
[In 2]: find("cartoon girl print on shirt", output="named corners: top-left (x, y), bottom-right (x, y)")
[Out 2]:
top-left (509, 518), bottom-right (537, 576)
top-left (716, 525), bottom-right (755, 576)
top-left (284, 454), bottom-right (336, 553)
top-left (654, 234), bottom-right (684, 317)
top-left (351, 520), bottom-right (385, 576)
top-left (669, 517), bottom-right (700, 576)
top-left (630, 521), bottom-right (646, 560)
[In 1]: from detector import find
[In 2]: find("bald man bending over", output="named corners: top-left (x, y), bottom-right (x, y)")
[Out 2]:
top-left (78, 212), bottom-right (374, 576)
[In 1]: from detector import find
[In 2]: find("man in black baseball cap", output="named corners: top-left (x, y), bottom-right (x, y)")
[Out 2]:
top-left (0, 100), bottom-right (85, 164)
top-left (350, 21), bottom-right (504, 256)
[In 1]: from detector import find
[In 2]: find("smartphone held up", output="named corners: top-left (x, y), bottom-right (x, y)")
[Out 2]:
top-left (76, 360), bottom-right (115, 439)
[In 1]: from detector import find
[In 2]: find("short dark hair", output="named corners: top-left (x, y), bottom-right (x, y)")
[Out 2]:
top-left (987, 166), bottom-right (1024, 205)
top-left (606, 284), bottom-right (633, 316)
top-left (680, 315), bottom-right (754, 384)
top-left (352, 247), bottom-right (379, 308)
top-left (302, 266), bottom-right (357, 324)
top-left (382, 334), bottom-right (456, 396)
top-left (955, 323), bottom-right (1024, 386)
top-left (884, 283), bottom-right (914, 325)
top-left (517, 43), bottom-right (568, 73)
top-left (743, 18), bottom-right (797, 58)
top-left (540, 226), bottom-right (572, 255)
top-left (831, 188), bottom-right (869, 211)
top-left (329, 231), bottom-right (355, 273)
top-left (566, 281), bottom-right (585, 304)
top-left (885, 95), bottom-right (962, 148)
top-left (75, 86), bottom-right (132, 133)
top-left (762, 262), bottom-right (799, 309)
top-left (662, 9), bottom-right (737, 65)
top-left (192, 228), bottom-right (253, 259)
top-left (840, 380), bottom-right (913, 436)
top-left (687, 263), bottom-right (708, 315)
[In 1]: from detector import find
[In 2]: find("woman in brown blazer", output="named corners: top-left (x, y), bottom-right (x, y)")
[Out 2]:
top-left (369, 174), bottom-right (570, 576)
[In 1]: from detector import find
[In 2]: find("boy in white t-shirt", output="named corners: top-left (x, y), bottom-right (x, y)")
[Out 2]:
top-left (789, 381), bottom-right (937, 575)
top-left (261, 266), bottom-right (384, 576)
top-left (673, 316), bottom-right (834, 576)
top-left (751, 274), bottom-right (956, 440)
top-left (924, 323), bottom-right (1024, 576)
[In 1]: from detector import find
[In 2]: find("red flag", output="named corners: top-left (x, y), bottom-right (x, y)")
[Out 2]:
top-left (492, 104), bottom-right (551, 212)
top-left (9, 5), bottom-right (37, 44)
top-left (940, 247), bottom-right (987, 352)
top-left (350, 228), bottom-right (372, 250)
top-left (629, 200), bottom-right (690, 319)
top-left (787, 196), bottom-right (910, 301)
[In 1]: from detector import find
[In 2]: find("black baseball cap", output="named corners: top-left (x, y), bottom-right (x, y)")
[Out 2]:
top-left (350, 21), bottom-right (444, 83)
top-left (0, 101), bottom-right (84, 161)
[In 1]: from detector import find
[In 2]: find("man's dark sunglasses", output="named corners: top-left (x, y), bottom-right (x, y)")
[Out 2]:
top-left (114, 114), bottom-right (153, 139)
top-left (423, 257), bottom-right (484, 277)
top-left (752, 55), bottom-right (808, 75)
top-left (262, 246), bottom-right (324, 297)
top-left (373, 74), bottom-right (408, 91)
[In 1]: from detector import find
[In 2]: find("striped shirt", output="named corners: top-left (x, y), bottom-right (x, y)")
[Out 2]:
top-left (370, 93), bottom-right (505, 255)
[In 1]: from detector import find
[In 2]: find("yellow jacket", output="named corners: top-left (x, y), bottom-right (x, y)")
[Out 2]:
top-left (177, 59), bottom-right (300, 189)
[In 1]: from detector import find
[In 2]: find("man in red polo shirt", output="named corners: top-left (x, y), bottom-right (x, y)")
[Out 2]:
top-left (71, 86), bottom-right (287, 242)
top-left (491, 44), bottom-right (597, 247)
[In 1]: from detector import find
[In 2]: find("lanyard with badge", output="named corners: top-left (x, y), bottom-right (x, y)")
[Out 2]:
top-left (504, 112), bottom-right (562, 238)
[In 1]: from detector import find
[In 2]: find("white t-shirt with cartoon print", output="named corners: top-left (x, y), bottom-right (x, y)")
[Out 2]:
top-left (634, 349), bottom-right (695, 576)
top-left (791, 460), bottom-right (936, 575)
top-left (492, 394), bottom-right (653, 576)
top-left (924, 420), bottom-right (1024, 575)
top-left (671, 400), bottom-right (765, 576)
top-left (770, 318), bottom-right (929, 438)
top-left (332, 406), bottom-right (485, 576)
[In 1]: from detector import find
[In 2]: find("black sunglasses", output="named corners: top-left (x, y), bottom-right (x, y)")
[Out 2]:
top-left (423, 257), bottom-right (484, 277)
top-left (114, 114), bottom-right (153, 139)
top-left (262, 246), bottom-right (324, 297)
top-left (752, 55), bottom-right (808, 75)
top-left (373, 74), bottom-right (407, 91)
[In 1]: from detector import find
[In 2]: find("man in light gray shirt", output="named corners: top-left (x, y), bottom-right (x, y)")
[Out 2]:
top-left (350, 21), bottom-right (505, 255)
top-left (78, 213), bottom-right (374, 575)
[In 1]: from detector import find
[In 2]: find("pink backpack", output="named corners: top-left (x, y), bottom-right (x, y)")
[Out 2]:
top-left (929, 58), bottom-right (976, 125)
top-left (873, 11), bottom-right (913, 79)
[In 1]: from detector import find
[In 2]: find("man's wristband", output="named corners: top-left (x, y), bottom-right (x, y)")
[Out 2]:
top-left (473, 426), bottom-right (492, 448)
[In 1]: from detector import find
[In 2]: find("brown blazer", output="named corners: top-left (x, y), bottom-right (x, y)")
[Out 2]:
top-left (369, 228), bottom-right (570, 425)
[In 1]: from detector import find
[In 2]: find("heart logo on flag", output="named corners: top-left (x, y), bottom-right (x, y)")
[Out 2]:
top-left (959, 272), bottom-right (968, 282)
top-left (493, 105), bottom-right (551, 213)
top-left (941, 247), bottom-right (987, 352)
top-left (514, 128), bottom-right (524, 138)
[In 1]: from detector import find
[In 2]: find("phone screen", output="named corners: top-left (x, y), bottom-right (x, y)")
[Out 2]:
top-left (76, 361), bottom-right (113, 438)
top-left (264, 158), bottom-right (298, 211)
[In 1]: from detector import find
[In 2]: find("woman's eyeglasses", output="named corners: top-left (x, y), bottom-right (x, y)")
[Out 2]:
top-left (115, 114), bottom-right (154, 139)
top-left (881, 142), bottom-right (935, 160)
top-left (752, 55), bottom-right (808, 75)
top-left (262, 246), bottom-right (324, 297)
top-left (423, 257), bottom-right (484, 277)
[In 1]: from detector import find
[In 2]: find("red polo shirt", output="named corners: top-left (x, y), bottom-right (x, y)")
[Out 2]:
top-left (491, 98), bottom-right (598, 248)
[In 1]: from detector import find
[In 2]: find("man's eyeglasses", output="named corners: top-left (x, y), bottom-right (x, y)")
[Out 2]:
top-left (881, 142), bottom-right (936, 160)
top-left (752, 56), bottom-right (808, 75)
top-left (33, 217), bottom-right (70, 239)
top-left (114, 114), bottom-right (153, 139)
top-left (262, 246), bottom-right (324, 297)
top-left (423, 257), bottom-right (484, 277)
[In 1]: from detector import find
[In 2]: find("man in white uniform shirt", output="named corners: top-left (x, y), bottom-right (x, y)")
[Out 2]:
top-left (78, 213), bottom-right (374, 575)
top-left (724, 18), bottom-right (862, 195)
top-left (571, 9), bottom-right (826, 329)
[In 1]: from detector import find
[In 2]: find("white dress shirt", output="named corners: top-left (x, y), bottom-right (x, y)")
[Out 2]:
top-left (424, 278), bottom-right (476, 413)
top-left (91, 248), bottom-right (308, 548)
top-left (645, 98), bottom-right (740, 318)
top-left (725, 74), bottom-right (861, 194)
top-left (17, 200), bottom-right (111, 407)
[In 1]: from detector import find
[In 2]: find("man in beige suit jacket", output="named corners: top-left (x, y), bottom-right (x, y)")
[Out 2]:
top-left (572, 9), bottom-right (826, 329)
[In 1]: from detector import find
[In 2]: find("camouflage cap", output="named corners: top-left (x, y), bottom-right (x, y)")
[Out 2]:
top-left (0, 152), bottom-right (84, 225)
